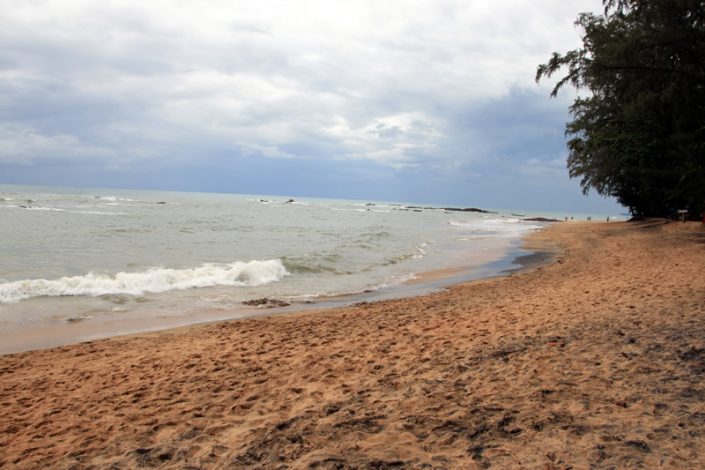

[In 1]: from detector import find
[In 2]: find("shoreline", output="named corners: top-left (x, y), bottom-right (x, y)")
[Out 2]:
top-left (0, 231), bottom-right (553, 355)
top-left (4, 220), bottom-right (704, 468)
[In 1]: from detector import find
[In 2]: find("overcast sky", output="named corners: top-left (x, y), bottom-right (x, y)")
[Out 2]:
top-left (0, 0), bottom-right (622, 213)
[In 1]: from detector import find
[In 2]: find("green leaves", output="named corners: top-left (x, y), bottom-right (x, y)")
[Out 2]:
top-left (537, 0), bottom-right (705, 217)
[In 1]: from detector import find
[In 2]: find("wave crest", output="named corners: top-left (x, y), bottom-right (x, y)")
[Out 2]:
top-left (0, 259), bottom-right (289, 304)
top-left (449, 218), bottom-right (542, 236)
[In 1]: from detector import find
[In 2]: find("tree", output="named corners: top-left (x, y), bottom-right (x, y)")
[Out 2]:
top-left (537, 0), bottom-right (705, 217)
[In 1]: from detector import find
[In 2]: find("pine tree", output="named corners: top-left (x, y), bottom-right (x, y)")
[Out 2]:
top-left (537, 0), bottom-right (705, 217)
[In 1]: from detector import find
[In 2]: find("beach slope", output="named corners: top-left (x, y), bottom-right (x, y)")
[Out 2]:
top-left (2, 221), bottom-right (705, 468)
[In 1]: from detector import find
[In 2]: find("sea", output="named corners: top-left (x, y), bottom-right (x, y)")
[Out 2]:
top-left (0, 184), bottom-right (608, 353)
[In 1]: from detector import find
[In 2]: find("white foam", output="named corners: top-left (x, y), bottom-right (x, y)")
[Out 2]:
top-left (373, 272), bottom-right (418, 290)
top-left (1, 205), bottom-right (125, 216)
top-left (24, 206), bottom-right (67, 212)
top-left (330, 207), bottom-right (366, 213)
top-left (71, 210), bottom-right (126, 216)
top-left (412, 242), bottom-right (429, 259)
top-left (97, 196), bottom-right (134, 202)
top-left (0, 259), bottom-right (290, 304)
top-left (449, 218), bottom-right (542, 237)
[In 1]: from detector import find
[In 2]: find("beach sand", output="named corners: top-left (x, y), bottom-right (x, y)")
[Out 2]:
top-left (2, 220), bottom-right (705, 468)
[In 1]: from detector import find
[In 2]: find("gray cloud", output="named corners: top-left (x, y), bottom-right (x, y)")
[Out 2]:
top-left (0, 0), bottom-right (618, 212)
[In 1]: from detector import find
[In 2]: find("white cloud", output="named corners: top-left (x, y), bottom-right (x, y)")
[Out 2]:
top-left (322, 112), bottom-right (445, 168)
top-left (0, 124), bottom-right (117, 164)
top-left (0, 0), bottom-right (599, 170)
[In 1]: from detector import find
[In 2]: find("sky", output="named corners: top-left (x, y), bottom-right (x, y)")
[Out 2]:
top-left (0, 0), bottom-right (624, 213)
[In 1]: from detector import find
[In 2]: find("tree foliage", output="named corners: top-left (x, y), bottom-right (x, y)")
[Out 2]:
top-left (537, 0), bottom-right (705, 216)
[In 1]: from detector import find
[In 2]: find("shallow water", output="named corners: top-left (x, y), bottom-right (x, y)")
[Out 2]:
top-left (0, 185), bottom-right (545, 351)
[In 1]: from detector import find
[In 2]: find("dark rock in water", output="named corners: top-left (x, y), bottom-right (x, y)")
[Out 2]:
top-left (242, 298), bottom-right (291, 308)
top-left (155, 201), bottom-right (167, 204)
top-left (443, 207), bottom-right (495, 214)
top-left (524, 217), bottom-right (561, 222)
top-left (285, 199), bottom-right (295, 203)
top-left (404, 205), bottom-right (495, 213)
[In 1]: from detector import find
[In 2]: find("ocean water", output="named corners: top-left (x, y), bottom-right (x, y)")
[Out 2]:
top-left (0, 185), bottom-right (545, 349)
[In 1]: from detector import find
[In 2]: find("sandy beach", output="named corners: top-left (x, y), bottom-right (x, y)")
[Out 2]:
top-left (2, 220), bottom-right (705, 469)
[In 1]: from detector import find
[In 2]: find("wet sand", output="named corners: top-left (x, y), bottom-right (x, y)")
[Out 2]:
top-left (0, 235), bottom-right (529, 357)
top-left (2, 220), bottom-right (705, 468)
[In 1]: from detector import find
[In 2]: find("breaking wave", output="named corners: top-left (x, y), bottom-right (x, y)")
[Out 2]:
top-left (0, 259), bottom-right (289, 304)
top-left (449, 218), bottom-right (542, 237)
